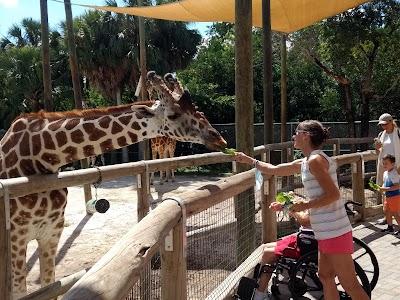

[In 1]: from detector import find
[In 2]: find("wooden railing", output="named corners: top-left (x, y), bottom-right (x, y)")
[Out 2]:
top-left (0, 137), bottom-right (377, 300)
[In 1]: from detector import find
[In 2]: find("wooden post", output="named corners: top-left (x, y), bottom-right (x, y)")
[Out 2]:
top-left (280, 33), bottom-right (287, 144)
top-left (137, 170), bottom-right (150, 221)
top-left (0, 187), bottom-right (12, 300)
top-left (262, 0), bottom-right (274, 145)
top-left (40, 0), bottom-right (53, 112)
top-left (235, 0), bottom-right (255, 264)
top-left (262, 176), bottom-right (277, 243)
top-left (161, 201), bottom-right (186, 300)
top-left (136, 170), bottom-right (151, 299)
top-left (351, 157), bottom-right (366, 220)
top-left (287, 145), bottom-right (295, 190)
top-left (333, 139), bottom-right (341, 156)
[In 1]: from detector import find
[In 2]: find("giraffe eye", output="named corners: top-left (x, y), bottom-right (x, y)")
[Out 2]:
top-left (167, 113), bottom-right (181, 120)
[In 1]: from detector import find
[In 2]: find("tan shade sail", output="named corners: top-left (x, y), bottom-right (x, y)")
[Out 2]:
top-left (84, 0), bottom-right (369, 33)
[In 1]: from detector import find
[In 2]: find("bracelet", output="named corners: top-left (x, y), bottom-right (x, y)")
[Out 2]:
top-left (253, 159), bottom-right (259, 168)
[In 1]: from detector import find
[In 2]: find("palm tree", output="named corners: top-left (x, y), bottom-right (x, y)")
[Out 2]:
top-left (75, 2), bottom-right (138, 103)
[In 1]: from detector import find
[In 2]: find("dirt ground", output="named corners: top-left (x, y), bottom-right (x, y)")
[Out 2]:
top-left (25, 173), bottom-right (226, 294)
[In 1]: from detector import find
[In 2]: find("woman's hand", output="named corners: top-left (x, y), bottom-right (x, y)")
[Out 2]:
top-left (374, 138), bottom-right (382, 151)
top-left (290, 200), bottom-right (310, 212)
top-left (269, 201), bottom-right (284, 211)
top-left (234, 152), bottom-right (256, 165)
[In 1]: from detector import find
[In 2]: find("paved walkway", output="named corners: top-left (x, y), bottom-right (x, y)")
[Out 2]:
top-left (353, 217), bottom-right (400, 300)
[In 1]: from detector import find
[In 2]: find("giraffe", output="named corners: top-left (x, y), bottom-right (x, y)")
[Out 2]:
top-left (0, 71), bottom-right (227, 299)
top-left (149, 73), bottom-right (181, 185)
top-left (150, 136), bottom-right (177, 184)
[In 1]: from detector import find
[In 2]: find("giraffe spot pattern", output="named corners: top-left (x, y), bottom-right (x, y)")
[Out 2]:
top-left (8, 168), bottom-right (20, 178)
top-left (13, 215), bottom-right (29, 226)
top-left (99, 116), bottom-right (112, 129)
top-left (65, 119), bottom-right (80, 130)
top-left (48, 119), bottom-right (65, 131)
top-left (142, 131), bottom-right (147, 137)
top-left (42, 131), bottom-right (56, 150)
top-left (128, 132), bottom-right (138, 143)
top-left (100, 139), bottom-right (114, 153)
top-left (118, 116), bottom-right (131, 126)
top-left (117, 136), bottom-right (127, 147)
top-left (141, 122), bottom-right (147, 127)
top-left (28, 119), bottom-right (45, 132)
top-left (111, 121), bottom-right (123, 134)
top-left (62, 146), bottom-right (78, 162)
top-left (32, 134), bottom-right (42, 156)
top-left (83, 123), bottom-right (107, 141)
top-left (132, 121), bottom-right (141, 131)
top-left (16, 260), bottom-right (24, 269)
top-left (50, 190), bottom-right (67, 210)
top-left (56, 131), bottom-right (68, 147)
top-left (18, 210), bottom-right (32, 219)
top-left (5, 151), bottom-right (18, 168)
top-left (18, 194), bottom-right (38, 209)
top-left (20, 132), bottom-right (31, 156)
top-left (2, 131), bottom-right (23, 154)
top-left (83, 145), bottom-right (95, 157)
top-left (71, 129), bottom-right (84, 144)
top-left (12, 119), bottom-right (27, 132)
top-left (41, 153), bottom-right (61, 166)
top-left (20, 159), bottom-right (36, 176)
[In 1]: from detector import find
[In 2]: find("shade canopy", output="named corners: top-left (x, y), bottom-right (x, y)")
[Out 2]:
top-left (85, 0), bottom-right (369, 33)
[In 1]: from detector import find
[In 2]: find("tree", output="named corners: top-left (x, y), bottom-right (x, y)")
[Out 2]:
top-left (291, 0), bottom-right (400, 137)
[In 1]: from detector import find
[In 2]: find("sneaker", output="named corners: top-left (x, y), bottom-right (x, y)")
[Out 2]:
top-left (394, 230), bottom-right (400, 235)
top-left (376, 218), bottom-right (387, 225)
top-left (381, 226), bottom-right (394, 233)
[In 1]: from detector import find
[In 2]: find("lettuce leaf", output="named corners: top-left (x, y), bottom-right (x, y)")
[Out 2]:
top-left (222, 148), bottom-right (236, 155)
top-left (275, 192), bottom-right (294, 206)
top-left (368, 180), bottom-right (380, 191)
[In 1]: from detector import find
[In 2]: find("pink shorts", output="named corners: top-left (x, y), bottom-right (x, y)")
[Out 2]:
top-left (318, 231), bottom-right (353, 254)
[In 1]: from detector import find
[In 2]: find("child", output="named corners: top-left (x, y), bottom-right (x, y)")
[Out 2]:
top-left (379, 154), bottom-right (400, 234)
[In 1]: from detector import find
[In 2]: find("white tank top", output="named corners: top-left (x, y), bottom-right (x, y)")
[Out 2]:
top-left (301, 150), bottom-right (352, 240)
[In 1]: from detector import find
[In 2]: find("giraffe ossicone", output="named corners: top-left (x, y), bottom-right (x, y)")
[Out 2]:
top-left (0, 70), bottom-right (226, 299)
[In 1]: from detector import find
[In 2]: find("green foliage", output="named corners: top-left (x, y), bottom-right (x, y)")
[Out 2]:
top-left (275, 191), bottom-right (294, 206)
top-left (368, 179), bottom-right (380, 191)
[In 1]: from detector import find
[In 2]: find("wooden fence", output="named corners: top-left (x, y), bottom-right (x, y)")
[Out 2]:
top-left (0, 137), bottom-right (377, 299)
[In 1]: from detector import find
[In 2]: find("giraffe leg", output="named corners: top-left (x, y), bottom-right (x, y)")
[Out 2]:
top-left (163, 149), bottom-right (170, 182)
top-left (150, 151), bottom-right (158, 185)
top-left (11, 235), bottom-right (28, 300)
top-left (168, 148), bottom-right (175, 182)
top-left (159, 151), bottom-right (165, 185)
top-left (37, 232), bottom-right (61, 291)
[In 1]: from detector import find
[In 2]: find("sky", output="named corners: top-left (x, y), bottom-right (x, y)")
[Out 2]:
top-left (0, 0), bottom-right (212, 38)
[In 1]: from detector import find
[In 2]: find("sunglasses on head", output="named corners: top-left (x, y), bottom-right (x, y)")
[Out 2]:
top-left (295, 130), bottom-right (309, 135)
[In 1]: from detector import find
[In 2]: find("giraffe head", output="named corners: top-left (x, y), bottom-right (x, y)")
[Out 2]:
top-left (146, 71), bottom-right (227, 151)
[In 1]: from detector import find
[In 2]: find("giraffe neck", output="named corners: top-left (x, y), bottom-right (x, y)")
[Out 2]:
top-left (1, 103), bottom-right (163, 176)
